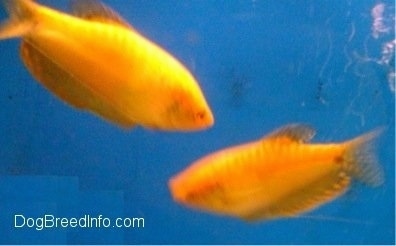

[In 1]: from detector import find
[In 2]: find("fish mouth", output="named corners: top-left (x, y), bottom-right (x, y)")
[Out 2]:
top-left (192, 108), bottom-right (215, 130)
top-left (168, 177), bottom-right (185, 202)
top-left (204, 110), bottom-right (215, 127)
top-left (168, 109), bottom-right (214, 131)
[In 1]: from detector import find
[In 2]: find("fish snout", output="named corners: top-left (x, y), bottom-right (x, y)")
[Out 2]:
top-left (196, 108), bottom-right (214, 129)
top-left (168, 177), bottom-right (188, 203)
top-left (172, 107), bottom-right (214, 131)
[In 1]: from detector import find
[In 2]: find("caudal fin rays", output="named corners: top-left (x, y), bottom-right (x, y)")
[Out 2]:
top-left (0, 0), bottom-right (36, 39)
top-left (343, 127), bottom-right (385, 187)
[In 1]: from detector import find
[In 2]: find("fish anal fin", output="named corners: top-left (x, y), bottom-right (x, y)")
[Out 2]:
top-left (20, 40), bottom-right (136, 128)
top-left (70, 0), bottom-right (133, 30)
top-left (264, 123), bottom-right (316, 143)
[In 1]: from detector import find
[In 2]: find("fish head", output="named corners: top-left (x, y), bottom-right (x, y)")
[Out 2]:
top-left (165, 81), bottom-right (214, 131)
top-left (168, 167), bottom-right (227, 213)
top-left (168, 178), bottom-right (210, 213)
top-left (168, 174), bottom-right (201, 206)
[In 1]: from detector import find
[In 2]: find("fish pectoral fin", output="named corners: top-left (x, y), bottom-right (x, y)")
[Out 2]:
top-left (264, 123), bottom-right (316, 143)
top-left (20, 40), bottom-right (136, 128)
top-left (70, 0), bottom-right (134, 30)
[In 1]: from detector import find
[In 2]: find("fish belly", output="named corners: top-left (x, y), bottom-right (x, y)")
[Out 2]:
top-left (24, 12), bottom-right (171, 124)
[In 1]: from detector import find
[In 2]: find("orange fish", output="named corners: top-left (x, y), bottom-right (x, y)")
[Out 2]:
top-left (0, 0), bottom-right (214, 131)
top-left (168, 124), bottom-right (384, 221)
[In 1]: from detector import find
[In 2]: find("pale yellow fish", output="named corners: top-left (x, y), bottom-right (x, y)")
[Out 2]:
top-left (168, 124), bottom-right (384, 221)
top-left (0, 0), bottom-right (214, 131)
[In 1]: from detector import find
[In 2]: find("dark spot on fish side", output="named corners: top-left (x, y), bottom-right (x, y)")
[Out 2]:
top-left (334, 155), bottom-right (344, 163)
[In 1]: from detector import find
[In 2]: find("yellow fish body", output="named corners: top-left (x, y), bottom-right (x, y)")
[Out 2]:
top-left (168, 124), bottom-right (384, 221)
top-left (0, 0), bottom-right (214, 131)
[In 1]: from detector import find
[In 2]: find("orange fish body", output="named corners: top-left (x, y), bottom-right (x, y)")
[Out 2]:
top-left (169, 124), bottom-right (383, 221)
top-left (0, 0), bottom-right (214, 131)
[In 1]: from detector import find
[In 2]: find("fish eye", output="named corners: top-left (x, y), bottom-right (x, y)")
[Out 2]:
top-left (195, 111), bottom-right (206, 120)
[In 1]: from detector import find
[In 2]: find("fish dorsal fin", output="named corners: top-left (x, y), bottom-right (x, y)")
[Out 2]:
top-left (70, 0), bottom-right (133, 29)
top-left (264, 124), bottom-right (316, 143)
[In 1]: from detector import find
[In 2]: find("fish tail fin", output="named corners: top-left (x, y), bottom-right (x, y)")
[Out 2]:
top-left (0, 0), bottom-right (36, 39)
top-left (343, 127), bottom-right (385, 186)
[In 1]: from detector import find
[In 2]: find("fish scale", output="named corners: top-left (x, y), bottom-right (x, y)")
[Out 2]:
top-left (169, 124), bottom-right (384, 221)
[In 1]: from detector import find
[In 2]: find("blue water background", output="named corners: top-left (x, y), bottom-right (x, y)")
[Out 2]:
top-left (0, 0), bottom-right (394, 244)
